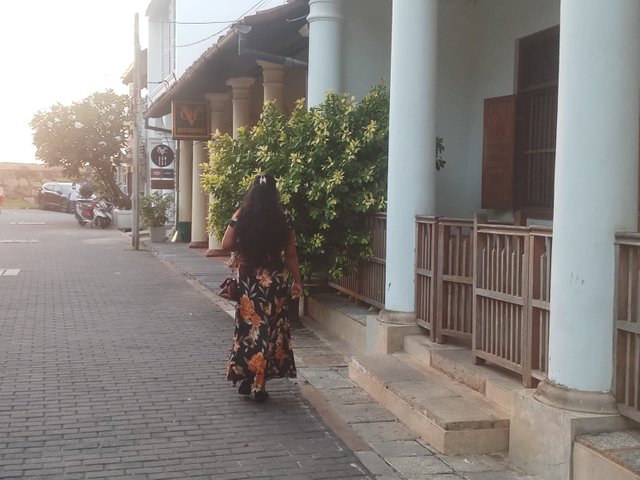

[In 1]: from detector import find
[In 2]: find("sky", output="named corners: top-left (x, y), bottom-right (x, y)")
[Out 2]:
top-left (0, 0), bottom-right (287, 164)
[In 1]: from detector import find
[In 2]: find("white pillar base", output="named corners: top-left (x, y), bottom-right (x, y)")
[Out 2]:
top-left (534, 379), bottom-right (618, 415)
top-left (366, 311), bottom-right (422, 355)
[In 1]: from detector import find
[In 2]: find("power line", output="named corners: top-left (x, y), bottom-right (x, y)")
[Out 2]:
top-left (173, 0), bottom-right (273, 49)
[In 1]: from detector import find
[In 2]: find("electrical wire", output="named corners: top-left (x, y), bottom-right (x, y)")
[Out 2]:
top-left (173, 0), bottom-right (274, 49)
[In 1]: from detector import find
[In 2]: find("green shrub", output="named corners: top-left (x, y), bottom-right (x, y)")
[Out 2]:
top-left (202, 85), bottom-right (389, 281)
top-left (202, 84), bottom-right (444, 281)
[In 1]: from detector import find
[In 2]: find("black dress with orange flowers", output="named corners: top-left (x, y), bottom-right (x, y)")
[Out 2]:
top-left (226, 260), bottom-right (296, 393)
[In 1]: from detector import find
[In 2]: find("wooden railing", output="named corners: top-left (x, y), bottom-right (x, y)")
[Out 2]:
top-left (414, 216), bottom-right (552, 387)
top-left (329, 214), bottom-right (553, 387)
top-left (529, 228), bottom-right (552, 382)
top-left (614, 232), bottom-right (640, 422)
top-left (326, 216), bottom-right (640, 412)
top-left (415, 217), bottom-right (474, 343)
top-left (328, 214), bottom-right (386, 310)
top-left (471, 220), bottom-right (552, 387)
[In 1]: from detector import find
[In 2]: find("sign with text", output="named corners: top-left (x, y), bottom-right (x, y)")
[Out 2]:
top-left (172, 101), bottom-right (209, 140)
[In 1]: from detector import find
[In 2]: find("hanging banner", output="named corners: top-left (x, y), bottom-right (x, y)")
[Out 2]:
top-left (172, 101), bottom-right (209, 140)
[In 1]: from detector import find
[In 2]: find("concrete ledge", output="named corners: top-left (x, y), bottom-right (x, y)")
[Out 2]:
top-left (349, 355), bottom-right (510, 455)
top-left (574, 442), bottom-right (640, 480)
top-left (367, 317), bottom-right (422, 354)
top-left (403, 334), bottom-right (524, 413)
top-left (574, 431), bottom-right (640, 479)
top-left (307, 294), bottom-right (367, 353)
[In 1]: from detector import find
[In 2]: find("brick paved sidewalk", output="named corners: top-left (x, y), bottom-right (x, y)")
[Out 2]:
top-left (149, 241), bottom-right (540, 480)
top-left (0, 209), bottom-right (374, 480)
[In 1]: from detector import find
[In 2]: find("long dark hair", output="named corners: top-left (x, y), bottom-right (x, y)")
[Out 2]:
top-left (235, 173), bottom-right (289, 266)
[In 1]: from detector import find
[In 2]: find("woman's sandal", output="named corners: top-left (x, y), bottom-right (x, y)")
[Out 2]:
top-left (238, 380), bottom-right (251, 396)
top-left (253, 391), bottom-right (269, 403)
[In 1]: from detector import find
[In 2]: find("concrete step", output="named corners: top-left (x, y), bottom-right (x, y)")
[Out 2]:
top-left (403, 334), bottom-right (525, 413)
top-left (573, 431), bottom-right (640, 480)
top-left (349, 354), bottom-right (510, 455)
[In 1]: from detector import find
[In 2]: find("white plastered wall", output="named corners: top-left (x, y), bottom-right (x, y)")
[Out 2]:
top-left (342, 0), bottom-right (392, 100)
top-left (337, 0), bottom-right (560, 218)
top-left (436, 0), bottom-right (560, 218)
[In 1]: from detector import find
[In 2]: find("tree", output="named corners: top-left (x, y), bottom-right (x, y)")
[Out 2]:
top-left (30, 89), bottom-right (132, 208)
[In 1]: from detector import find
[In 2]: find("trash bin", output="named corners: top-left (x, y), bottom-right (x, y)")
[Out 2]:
top-left (175, 221), bottom-right (191, 243)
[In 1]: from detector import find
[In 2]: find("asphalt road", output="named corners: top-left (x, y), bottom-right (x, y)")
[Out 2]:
top-left (0, 208), bottom-right (372, 479)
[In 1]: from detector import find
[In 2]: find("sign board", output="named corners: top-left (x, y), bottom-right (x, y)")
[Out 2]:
top-left (150, 168), bottom-right (175, 179)
top-left (150, 144), bottom-right (174, 167)
top-left (172, 101), bottom-right (209, 140)
top-left (150, 180), bottom-right (175, 190)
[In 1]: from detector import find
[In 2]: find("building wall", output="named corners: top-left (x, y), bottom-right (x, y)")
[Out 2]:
top-left (146, 0), bottom-right (175, 102)
top-left (343, 0), bottom-right (392, 100)
top-left (284, 66), bottom-right (308, 114)
top-left (338, 0), bottom-right (558, 218)
top-left (435, 0), bottom-right (561, 218)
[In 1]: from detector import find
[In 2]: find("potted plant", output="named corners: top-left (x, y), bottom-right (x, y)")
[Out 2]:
top-left (139, 192), bottom-right (173, 242)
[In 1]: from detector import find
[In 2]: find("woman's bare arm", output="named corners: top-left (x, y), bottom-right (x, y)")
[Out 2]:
top-left (221, 209), bottom-right (240, 251)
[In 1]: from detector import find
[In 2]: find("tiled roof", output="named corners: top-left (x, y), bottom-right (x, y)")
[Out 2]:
top-left (144, 0), bottom-right (308, 119)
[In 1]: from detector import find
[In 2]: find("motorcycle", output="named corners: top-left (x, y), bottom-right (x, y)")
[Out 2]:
top-left (75, 196), bottom-right (113, 228)
top-left (93, 198), bottom-right (114, 229)
top-left (75, 197), bottom-right (96, 227)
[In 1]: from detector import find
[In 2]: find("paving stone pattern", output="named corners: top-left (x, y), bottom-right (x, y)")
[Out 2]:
top-left (0, 209), bottom-right (371, 479)
top-left (151, 233), bottom-right (542, 480)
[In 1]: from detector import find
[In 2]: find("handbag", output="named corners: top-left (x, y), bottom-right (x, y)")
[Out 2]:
top-left (219, 276), bottom-right (239, 302)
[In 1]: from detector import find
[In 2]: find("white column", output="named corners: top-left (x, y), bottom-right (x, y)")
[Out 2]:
top-left (204, 92), bottom-right (231, 256)
top-left (190, 140), bottom-right (209, 247)
top-left (177, 140), bottom-right (193, 229)
top-left (258, 61), bottom-right (285, 113)
top-left (384, 0), bottom-right (438, 314)
top-left (539, 0), bottom-right (640, 409)
top-left (307, 0), bottom-right (343, 107)
top-left (226, 77), bottom-right (256, 138)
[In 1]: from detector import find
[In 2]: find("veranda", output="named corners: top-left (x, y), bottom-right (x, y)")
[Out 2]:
top-left (329, 213), bottom-right (640, 424)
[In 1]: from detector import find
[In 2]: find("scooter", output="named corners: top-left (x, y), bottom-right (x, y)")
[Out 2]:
top-left (75, 197), bottom-right (96, 227)
top-left (92, 198), bottom-right (114, 229)
top-left (75, 197), bottom-right (113, 229)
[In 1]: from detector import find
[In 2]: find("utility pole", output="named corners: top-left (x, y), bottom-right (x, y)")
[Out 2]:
top-left (132, 13), bottom-right (141, 250)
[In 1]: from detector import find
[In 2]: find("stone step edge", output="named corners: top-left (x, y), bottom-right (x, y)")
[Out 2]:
top-left (349, 356), bottom-right (509, 456)
top-left (574, 441), bottom-right (640, 480)
top-left (574, 431), bottom-right (640, 478)
top-left (403, 334), bottom-right (524, 413)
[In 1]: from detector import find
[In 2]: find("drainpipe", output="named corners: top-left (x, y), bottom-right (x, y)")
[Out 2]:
top-left (237, 25), bottom-right (308, 68)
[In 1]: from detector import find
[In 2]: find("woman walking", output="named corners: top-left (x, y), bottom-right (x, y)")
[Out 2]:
top-left (222, 173), bottom-right (303, 403)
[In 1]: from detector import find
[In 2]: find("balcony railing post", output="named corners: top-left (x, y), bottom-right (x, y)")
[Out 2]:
top-left (434, 218), bottom-right (444, 342)
top-left (472, 213), bottom-right (488, 365)
top-left (522, 232), bottom-right (533, 387)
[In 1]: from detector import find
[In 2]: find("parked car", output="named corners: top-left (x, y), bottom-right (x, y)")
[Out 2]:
top-left (37, 182), bottom-right (77, 212)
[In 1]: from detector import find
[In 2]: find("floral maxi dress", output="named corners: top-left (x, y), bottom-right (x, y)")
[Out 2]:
top-left (226, 263), bottom-right (297, 393)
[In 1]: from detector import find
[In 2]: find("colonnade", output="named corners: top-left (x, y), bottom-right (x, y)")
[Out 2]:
top-left (175, 62), bottom-right (287, 253)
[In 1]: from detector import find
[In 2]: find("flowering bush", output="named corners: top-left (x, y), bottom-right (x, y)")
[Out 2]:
top-left (202, 84), bottom-right (445, 281)
top-left (202, 85), bottom-right (390, 280)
